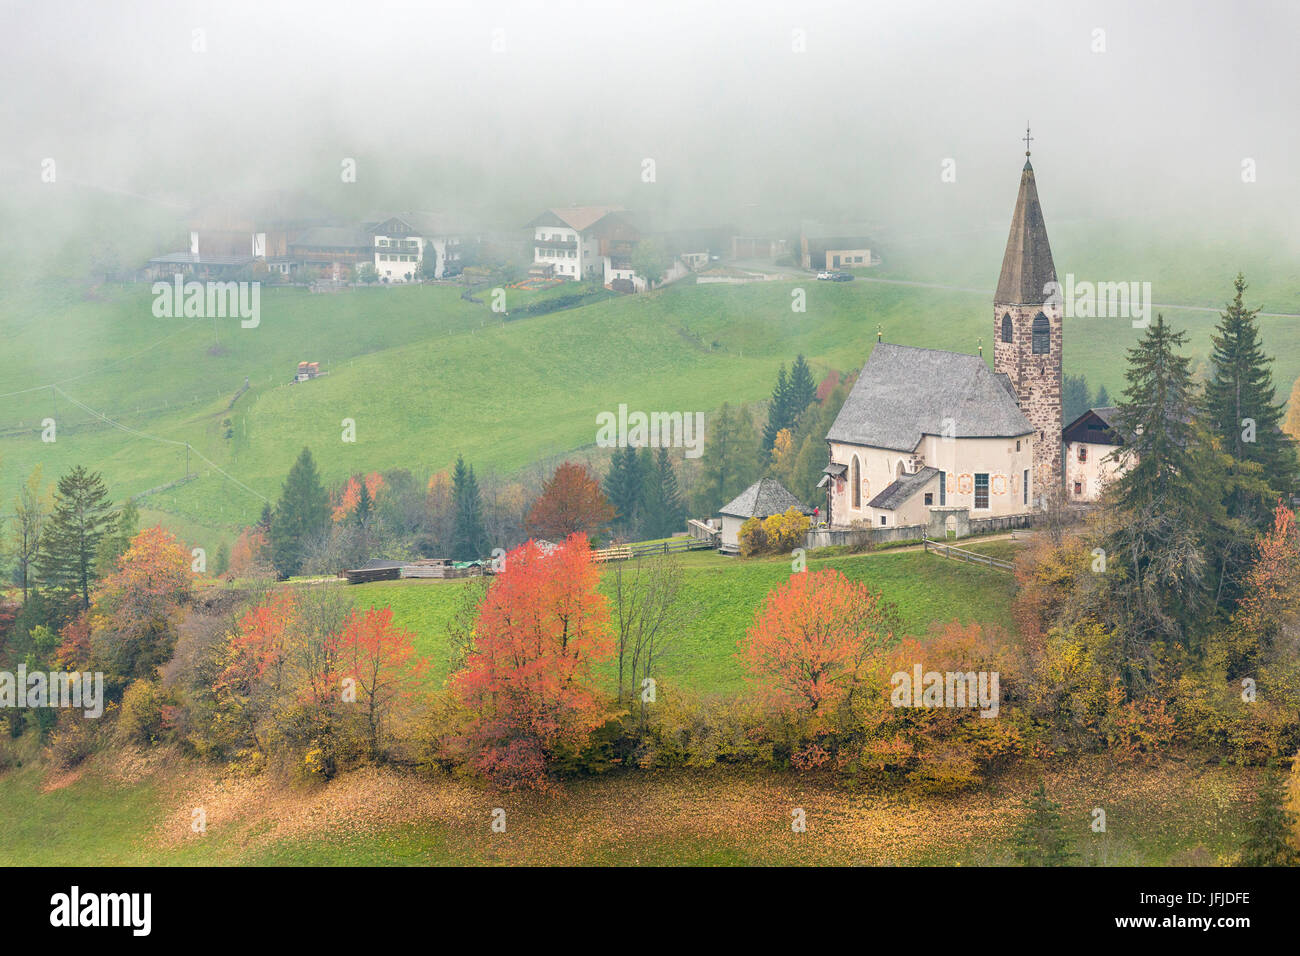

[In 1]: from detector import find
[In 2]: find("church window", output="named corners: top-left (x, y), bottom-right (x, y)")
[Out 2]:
top-left (939, 472), bottom-right (946, 506)
top-left (924, 492), bottom-right (933, 506)
top-left (1031, 313), bottom-right (1050, 354)
top-left (880, 515), bottom-right (887, 526)
top-left (974, 473), bottom-right (989, 509)
top-left (1000, 313), bottom-right (1013, 343)
top-left (851, 456), bottom-right (861, 509)
top-left (1023, 469), bottom-right (1029, 505)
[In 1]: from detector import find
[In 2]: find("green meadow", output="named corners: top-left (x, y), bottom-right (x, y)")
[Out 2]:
top-left (1, 227), bottom-right (1296, 562)
top-left (350, 546), bottom-right (1018, 693)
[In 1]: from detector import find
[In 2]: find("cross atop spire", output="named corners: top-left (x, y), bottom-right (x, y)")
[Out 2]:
top-left (1023, 123), bottom-right (1033, 157)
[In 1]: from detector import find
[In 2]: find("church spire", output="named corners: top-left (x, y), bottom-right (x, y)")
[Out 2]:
top-left (995, 135), bottom-right (1057, 306)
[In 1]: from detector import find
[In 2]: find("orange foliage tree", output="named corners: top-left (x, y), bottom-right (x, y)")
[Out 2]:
top-left (451, 533), bottom-right (613, 789)
top-left (740, 567), bottom-right (897, 718)
top-left (333, 472), bottom-right (386, 522)
top-left (525, 462), bottom-right (614, 540)
top-left (86, 526), bottom-right (194, 683)
top-left (1235, 502), bottom-right (1300, 643)
top-left (338, 606), bottom-right (424, 757)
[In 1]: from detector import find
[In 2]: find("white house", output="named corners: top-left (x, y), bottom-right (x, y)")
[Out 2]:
top-left (368, 214), bottom-right (463, 281)
top-left (526, 206), bottom-right (640, 283)
top-left (1062, 406), bottom-right (1129, 502)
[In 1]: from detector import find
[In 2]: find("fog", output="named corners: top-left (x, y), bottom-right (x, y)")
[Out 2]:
top-left (2, 0), bottom-right (1298, 261)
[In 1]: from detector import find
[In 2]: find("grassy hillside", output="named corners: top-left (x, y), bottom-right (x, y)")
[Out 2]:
top-left (2, 229), bottom-right (1297, 560)
top-left (0, 751), bottom-right (1260, 866)
top-left (351, 546), bottom-right (1018, 694)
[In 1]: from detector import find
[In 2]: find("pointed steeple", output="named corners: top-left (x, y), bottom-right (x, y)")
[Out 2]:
top-left (995, 159), bottom-right (1057, 305)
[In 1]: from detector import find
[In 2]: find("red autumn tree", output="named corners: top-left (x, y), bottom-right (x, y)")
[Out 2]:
top-left (451, 533), bottom-right (613, 789)
top-left (525, 462), bottom-right (615, 540)
top-left (89, 526), bottom-right (195, 681)
top-left (338, 605), bottom-right (425, 758)
top-left (741, 567), bottom-right (897, 718)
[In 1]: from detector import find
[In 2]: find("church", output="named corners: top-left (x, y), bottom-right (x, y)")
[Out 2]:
top-left (822, 147), bottom-right (1068, 530)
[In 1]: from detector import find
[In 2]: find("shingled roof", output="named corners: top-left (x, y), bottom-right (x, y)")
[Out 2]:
top-left (868, 466), bottom-right (940, 511)
top-left (995, 160), bottom-right (1057, 306)
top-left (718, 477), bottom-right (810, 519)
top-left (826, 343), bottom-right (1033, 451)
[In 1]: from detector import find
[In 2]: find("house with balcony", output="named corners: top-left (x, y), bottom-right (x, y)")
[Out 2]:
top-left (368, 213), bottom-right (463, 281)
top-left (526, 206), bottom-right (639, 282)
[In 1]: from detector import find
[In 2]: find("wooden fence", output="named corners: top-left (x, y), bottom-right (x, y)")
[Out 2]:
top-left (922, 539), bottom-right (1015, 572)
top-left (593, 537), bottom-right (713, 563)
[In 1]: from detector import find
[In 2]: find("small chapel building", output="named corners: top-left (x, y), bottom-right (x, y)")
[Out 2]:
top-left (822, 148), bottom-right (1066, 530)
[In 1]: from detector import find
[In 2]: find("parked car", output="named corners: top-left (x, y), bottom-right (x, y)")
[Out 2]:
top-left (816, 271), bottom-right (834, 280)
top-left (830, 271), bottom-right (854, 281)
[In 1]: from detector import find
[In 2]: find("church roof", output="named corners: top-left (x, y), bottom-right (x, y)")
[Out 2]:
top-left (995, 160), bottom-right (1057, 305)
top-left (718, 477), bottom-right (810, 519)
top-left (826, 343), bottom-right (1033, 451)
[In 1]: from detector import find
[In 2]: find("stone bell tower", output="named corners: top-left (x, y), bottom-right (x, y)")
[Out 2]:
top-left (993, 129), bottom-right (1062, 505)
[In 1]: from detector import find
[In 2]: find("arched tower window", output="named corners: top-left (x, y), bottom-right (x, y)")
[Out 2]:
top-left (1031, 312), bottom-right (1050, 354)
top-left (1000, 312), bottom-right (1013, 343)
top-left (851, 456), bottom-right (861, 509)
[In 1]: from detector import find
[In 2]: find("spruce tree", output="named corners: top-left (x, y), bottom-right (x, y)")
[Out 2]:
top-left (1107, 315), bottom-right (1216, 654)
top-left (1011, 783), bottom-right (1079, 866)
top-left (698, 403), bottom-right (764, 514)
top-left (451, 454), bottom-right (487, 559)
top-left (642, 447), bottom-right (685, 538)
top-left (269, 447), bottom-right (330, 578)
top-left (1239, 772), bottom-right (1300, 867)
top-left (787, 354), bottom-right (817, 421)
top-left (1202, 274), bottom-right (1297, 516)
top-left (603, 445), bottom-right (645, 538)
top-left (1063, 373), bottom-right (1091, 423)
top-left (762, 365), bottom-right (791, 452)
top-left (1094, 384), bottom-right (1111, 408)
top-left (37, 465), bottom-right (117, 609)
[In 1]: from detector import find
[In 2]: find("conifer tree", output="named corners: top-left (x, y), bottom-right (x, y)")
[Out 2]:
top-left (1107, 316), bottom-right (1217, 655)
top-left (1239, 772), bottom-right (1300, 867)
top-left (642, 447), bottom-right (685, 538)
top-left (451, 454), bottom-right (487, 560)
top-left (762, 364), bottom-right (791, 452)
top-left (697, 404), bottom-right (763, 514)
top-left (603, 444), bottom-right (645, 538)
top-left (1202, 274), bottom-right (1298, 516)
top-left (270, 447), bottom-right (331, 578)
top-left (37, 465), bottom-right (118, 608)
top-left (1011, 782), bottom-right (1079, 866)
top-left (787, 354), bottom-right (817, 421)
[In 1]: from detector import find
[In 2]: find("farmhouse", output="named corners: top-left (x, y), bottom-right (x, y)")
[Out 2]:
top-left (716, 477), bottom-right (812, 554)
top-left (526, 206), bottom-right (639, 282)
top-left (1063, 406), bottom-right (1128, 502)
top-left (823, 148), bottom-right (1080, 530)
top-left (367, 213), bottom-right (463, 281)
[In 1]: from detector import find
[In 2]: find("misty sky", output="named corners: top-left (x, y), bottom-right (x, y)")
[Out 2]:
top-left (3, 0), bottom-right (1298, 237)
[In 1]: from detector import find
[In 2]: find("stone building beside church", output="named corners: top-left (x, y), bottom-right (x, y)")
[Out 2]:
top-left (821, 152), bottom-right (1065, 530)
